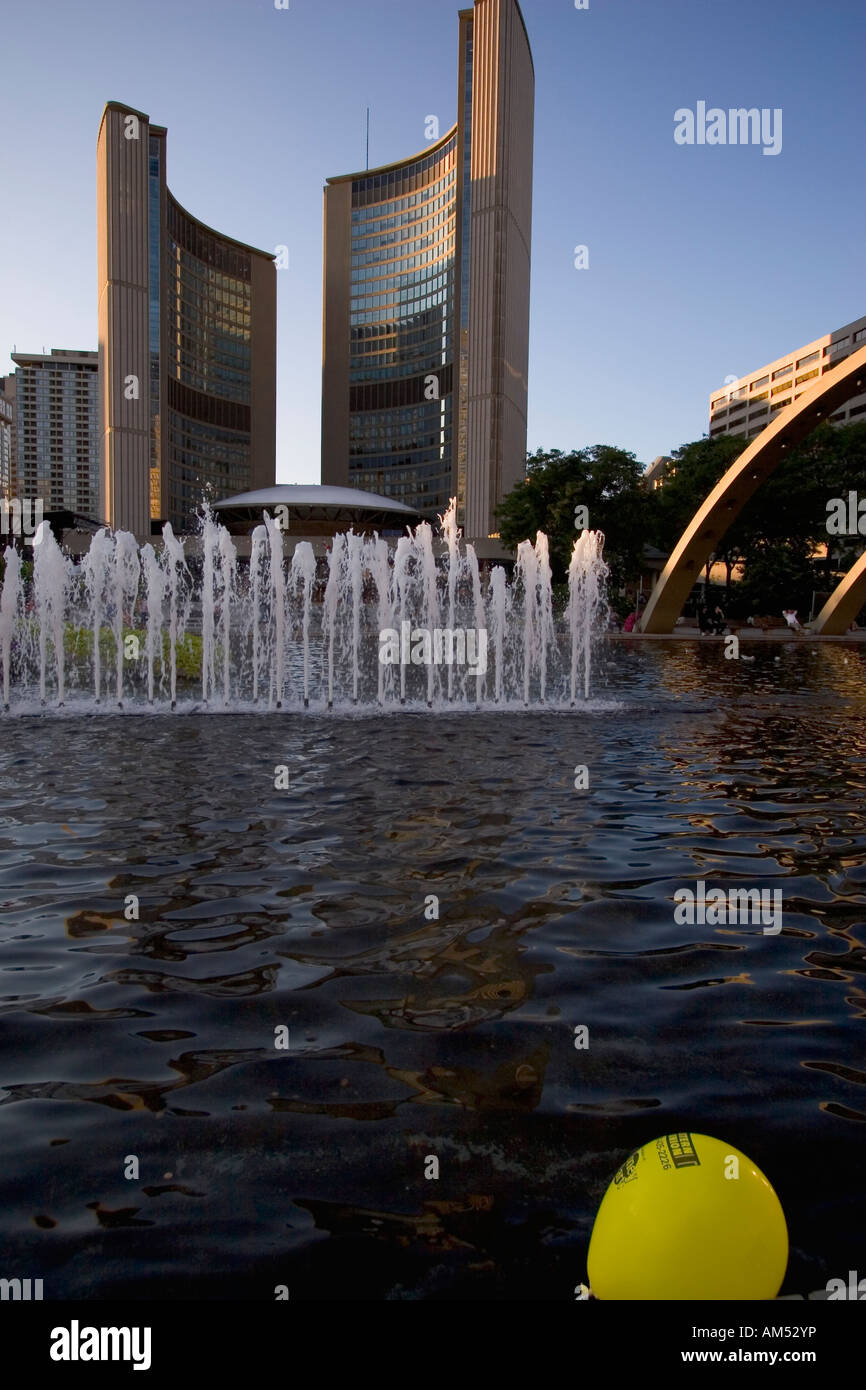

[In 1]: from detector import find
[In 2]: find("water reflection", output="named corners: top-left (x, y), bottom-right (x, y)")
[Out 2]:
top-left (0, 644), bottom-right (864, 1297)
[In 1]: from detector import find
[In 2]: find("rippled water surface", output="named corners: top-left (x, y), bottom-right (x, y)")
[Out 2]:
top-left (1, 641), bottom-right (864, 1299)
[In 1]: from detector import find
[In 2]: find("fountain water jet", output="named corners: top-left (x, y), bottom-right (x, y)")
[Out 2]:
top-left (0, 546), bottom-right (23, 710)
top-left (0, 500), bottom-right (609, 712)
top-left (161, 523), bottom-right (189, 711)
top-left (82, 528), bottom-right (114, 703)
top-left (290, 541), bottom-right (316, 707)
top-left (112, 531), bottom-right (140, 708)
top-left (140, 544), bottom-right (166, 704)
top-left (33, 522), bottom-right (71, 706)
top-left (567, 528), bottom-right (609, 703)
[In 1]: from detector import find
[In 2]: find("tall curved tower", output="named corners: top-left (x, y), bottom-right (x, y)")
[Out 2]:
top-left (322, 0), bottom-right (533, 540)
top-left (97, 102), bottom-right (276, 536)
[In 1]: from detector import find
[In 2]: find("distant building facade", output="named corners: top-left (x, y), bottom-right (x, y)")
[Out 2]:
top-left (97, 102), bottom-right (277, 537)
top-left (321, 0), bottom-right (534, 539)
top-left (8, 350), bottom-right (99, 515)
top-left (0, 375), bottom-right (15, 499)
top-left (709, 314), bottom-right (866, 440)
top-left (643, 454), bottom-right (672, 490)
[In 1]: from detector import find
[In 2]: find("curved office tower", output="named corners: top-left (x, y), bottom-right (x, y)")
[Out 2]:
top-left (322, 0), bottom-right (533, 540)
top-left (97, 102), bottom-right (276, 536)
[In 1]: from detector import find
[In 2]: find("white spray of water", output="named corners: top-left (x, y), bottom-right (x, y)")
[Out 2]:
top-left (200, 509), bottom-right (219, 705)
top-left (347, 530), bottom-right (363, 704)
top-left (488, 565), bottom-right (508, 704)
top-left (567, 529), bottom-right (609, 701)
top-left (140, 543), bottom-right (166, 703)
top-left (534, 531), bottom-right (555, 703)
top-left (465, 542), bottom-right (485, 705)
top-left (82, 528), bottom-right (114, 702)
top-left (290, 541), bottom-right (316, 706)
top-left (1, 501), bottom-right (609, 711)
top-left (515, 540), bottom-right (538, 706)
top-left (112, 531), bottom-right (140, 706)
top-left (218, 527), bottom-right (237, 706)
top-left (370, 534), bottom-right (392, 705)
top-left (391, 535), bottom-right (413, 705)
top-left (323, 532), bottom-right (346, 709)
top-left (0, 546), bottom-right (23, 708)
top-left (416, 520), bottom-right (440, 707)
top-left (249, 525), bottom-right (267, 703)
top-left (161, 523), bottom-right (188, 709)
top-left (264, 512), bottom-right (287, 709)
top-left (33, 522), bottom-right (70, 705)
top-left (441, 496), bottom-right (461, 701)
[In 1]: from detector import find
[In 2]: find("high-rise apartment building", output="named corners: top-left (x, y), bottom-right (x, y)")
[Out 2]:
top-left (0, 375), bottom-right (15, 499)
top-left (709, 315), bottom-right (866, 440)
top-left (321, 0), bottom-right (534, 539)
top-left (9, 350), bottom-right (100, 515)
top-left (97, 102), bottom-right (277, 537)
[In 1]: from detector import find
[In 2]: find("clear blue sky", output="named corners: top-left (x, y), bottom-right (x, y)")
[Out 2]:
top-left (1, 0), bottom-right (863, 480)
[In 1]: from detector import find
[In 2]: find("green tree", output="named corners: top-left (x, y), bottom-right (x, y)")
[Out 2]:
top-left (651, 436), bottom-right (747, 588)
top-left (495, 445), bottom-right (652, 586)
top-left (651, 422), bottom-right (866, 598)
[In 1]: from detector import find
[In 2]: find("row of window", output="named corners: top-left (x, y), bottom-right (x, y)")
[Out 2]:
top-left (351, 287), bottom-right (451, 320)
top-left (169, 365), bottom-right (250, 403)
top-left (710, 332), bottom-right (866, 409)
top-left (172, 278), bottom-right (249, 312)
top-left (351, 236), bottom-right (456, 280)
top-left (350, 328), bottom-right (451, 369)
top-left (351, 192), bottom-right (454, 243)
top-left (351, 312), bottom-right (446, 339)
top-left (727, 400), bottom-right (866, 439)
top-left (15, 389), bottom-right (96, 399)
top-left (352, 188), bottom-right (454, 236)
top-left (349, 419), bottom-right (450, 441)
top-left (352, 168), bottom-right (454, 209)
top-left (352, 227), bottom-right (453, 259)
top-left (712, 353), bottom-right (863, 416)
top-left (352, 179), bottom-right (455, 231)
top-left (351, 220), bottom-right (456, 268)
top-left (351, 154), bottom-right (456, 211)
top-left (172, 299), bottom-right (251, 335)
top-left (350, 401), bottom-right (450, 427)
top-left (351, 175), bottom-right (455, 222)
top-left (351, 267), bottom-right (452, 306)
top-left (170, 287), bottom-right (251, 336)
top-left (350, 255), bottom-right (454, 296)
top-left (350, 358), bottom-right (452, 385)
top-left (170, 331), bottom-right (251, 365)
top-left (167, 198), bottom-right (252, 283)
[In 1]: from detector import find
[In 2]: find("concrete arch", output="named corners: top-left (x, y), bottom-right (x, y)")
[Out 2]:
top-left (811, 548), bottom-right (866, 634)
top-left (640, 343), bottom-right (866, 632)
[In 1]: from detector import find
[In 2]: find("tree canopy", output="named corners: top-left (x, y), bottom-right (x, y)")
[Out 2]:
top-left (494, 445), bottom-right (653, 586)
top-left (494, 421), bottom-right (866, 618)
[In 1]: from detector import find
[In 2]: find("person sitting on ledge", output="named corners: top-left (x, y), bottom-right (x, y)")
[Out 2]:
top-left (712, 604), bottom-right (728, 636)
top-left (623, 607), bottom-right (642, 632)
top-left (783, 608), bottom-right (804, 634)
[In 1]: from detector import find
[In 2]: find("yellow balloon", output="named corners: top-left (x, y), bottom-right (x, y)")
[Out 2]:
top-left (587, 1132), bottom-right (788, 1300)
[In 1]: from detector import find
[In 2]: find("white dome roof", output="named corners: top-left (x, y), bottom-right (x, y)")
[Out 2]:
top-left (213, 484), bottom-right (418, 514)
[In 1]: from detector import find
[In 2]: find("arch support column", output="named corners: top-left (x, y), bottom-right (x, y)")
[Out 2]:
top-left (640, 344), bottom-right (866, 633)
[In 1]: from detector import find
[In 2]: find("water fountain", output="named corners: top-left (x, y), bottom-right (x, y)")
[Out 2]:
top-left (0, 500), bottom-right (609, 712)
